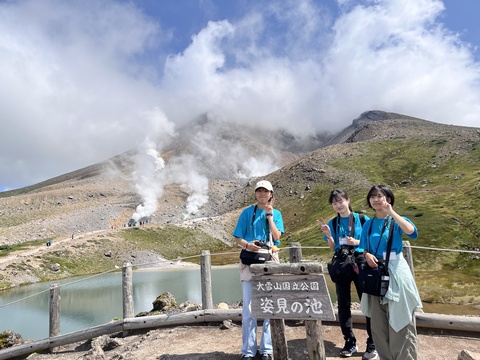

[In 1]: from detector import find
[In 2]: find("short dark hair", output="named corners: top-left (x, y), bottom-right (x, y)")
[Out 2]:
top-left (366, 185), bottom-right (395, 208)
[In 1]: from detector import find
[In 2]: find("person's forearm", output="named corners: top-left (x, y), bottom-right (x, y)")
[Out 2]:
top-left (327, 236), bottom-right (335, 251)
top-left (271, 227), bottom-right (281, 240)
top-left (267, 217), bottom-right (282, 240)
top-left (390, 210), bottom-right (414, 234)
top-left (234, 237), bottom-right (250, 249)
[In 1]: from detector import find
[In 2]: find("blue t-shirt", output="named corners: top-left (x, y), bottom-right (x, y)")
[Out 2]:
top-left (359, 216), bottom-right (418, 258)
top-left (323, 213), bottom-right (369, 253)
top-left (233, 205), bottom-right (284, 246)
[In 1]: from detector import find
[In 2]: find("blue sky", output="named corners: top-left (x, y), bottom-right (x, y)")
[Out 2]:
top-left (442, 0), bottom-right (480, 54)
top-left (0, 0), bottom-right (479, 193)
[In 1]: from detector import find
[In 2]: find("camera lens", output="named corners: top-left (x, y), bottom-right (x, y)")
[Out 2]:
top-left (340, 245), bottom-right (350, 256)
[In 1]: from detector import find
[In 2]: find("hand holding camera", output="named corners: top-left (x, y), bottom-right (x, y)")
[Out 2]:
top-left (253, 240), bottom-right (271, 250)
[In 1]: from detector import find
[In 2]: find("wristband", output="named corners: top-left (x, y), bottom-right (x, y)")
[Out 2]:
top-left (266, 213), bottom-right (273, 217)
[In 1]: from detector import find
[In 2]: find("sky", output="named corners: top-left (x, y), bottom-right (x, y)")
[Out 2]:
top-left (1, 0), bottom-right (479, 214)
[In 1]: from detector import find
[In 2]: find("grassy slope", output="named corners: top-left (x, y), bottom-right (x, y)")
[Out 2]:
top-left (98, 135), bottom-right (479, 305)
top-left (274, 137), bottom-right (480, 304)
top-left (120, 226), bottom-right (237, 265)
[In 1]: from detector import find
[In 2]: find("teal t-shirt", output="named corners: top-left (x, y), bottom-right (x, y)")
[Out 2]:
top-left (323, 213), bottom-right (369, 253)
top-left (233, 205), bottom-right (284, 246)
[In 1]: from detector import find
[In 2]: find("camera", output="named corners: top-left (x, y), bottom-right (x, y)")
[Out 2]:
top-left (254, 240), bottom-right (270, 249)
top-left (339, 245), bottom-right (352, 257)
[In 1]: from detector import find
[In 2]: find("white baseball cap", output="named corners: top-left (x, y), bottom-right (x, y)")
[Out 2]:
top-left (255, 180), bottom-right (273, 192)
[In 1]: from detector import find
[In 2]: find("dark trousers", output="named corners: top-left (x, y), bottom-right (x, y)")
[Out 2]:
top-left (335, 255), bottom-right (374, 348)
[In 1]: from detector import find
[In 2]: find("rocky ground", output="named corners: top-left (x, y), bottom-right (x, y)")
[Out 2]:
top-left (5, 319), bottom-right (480, 360)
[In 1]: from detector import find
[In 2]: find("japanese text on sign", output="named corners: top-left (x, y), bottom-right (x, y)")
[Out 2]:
top-left (259, 296), bottom-right (324, 315)
top-left (256, 280), bottom-right (320, 292)
top-left (251, 274), bottom-right (335, 321)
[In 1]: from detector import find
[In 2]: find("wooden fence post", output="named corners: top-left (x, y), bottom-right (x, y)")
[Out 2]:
top-left (305, 319), bottom-right (325, 359)
top-left (402, 241), bottom-right (415, 277)
top-left (123, 262), bottom-right (134, 319)
top-left (270, 319), bottom-right (288, 359)
top-left (267, 242), bottom-right (309, 359)
top-left (289, 242), bottom-right (303, 263)
top-left (200, 250), bottom-right (213, 310)
top-left (49, 284), bottom-right (60, 353)
top-left (289, 243), bottom-right (326, 360)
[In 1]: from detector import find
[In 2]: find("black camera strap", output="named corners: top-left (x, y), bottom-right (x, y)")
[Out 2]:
top-left (384, 218), bottom-right (395, 269)
top-left (367, 217), bottom-right (394, 258)
top-left (333, 214), bottom-right (353, 239)
top-left (333, 213), bottom-right (356, 255)
top-left (251, 204), bottom-right (271, 245)
top-left (349, 214), bottom-right (354, 237)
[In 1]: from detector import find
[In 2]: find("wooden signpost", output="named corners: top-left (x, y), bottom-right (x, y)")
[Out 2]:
top-left (249, 260), bottom-right (335, 360)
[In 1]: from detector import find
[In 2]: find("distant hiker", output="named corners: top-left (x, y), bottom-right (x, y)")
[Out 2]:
top-left (72, 234), bottom-right (74, 239)
top-left (46, 240), bottom-right (52, 247)
top-left (319, 189), bottom-right (377, 359)
top-left (233, 180), bottom-right (284, 360)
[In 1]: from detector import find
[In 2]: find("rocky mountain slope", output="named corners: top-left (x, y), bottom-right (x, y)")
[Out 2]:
top-left (0, 112), bottom-right (329, 246)
top-left (1, 110), bottom-right (477, 246)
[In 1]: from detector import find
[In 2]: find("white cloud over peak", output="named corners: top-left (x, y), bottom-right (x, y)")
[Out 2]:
top-left (0, 0), bottom-right (479, 193)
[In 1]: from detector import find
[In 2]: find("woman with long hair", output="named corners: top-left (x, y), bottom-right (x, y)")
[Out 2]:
top-left (320, 189), bottom-right (377, 359)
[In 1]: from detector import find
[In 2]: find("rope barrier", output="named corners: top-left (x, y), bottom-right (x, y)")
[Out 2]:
top-left (407, 245), bottom-right (480, 254)
top-left (0, 244), bottom-right (478, 309)
top-left (0, 288), bottom-right (52, 307)
top-left (0, 268), bottom-right (121, 308)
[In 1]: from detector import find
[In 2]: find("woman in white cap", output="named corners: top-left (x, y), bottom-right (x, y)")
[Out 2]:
top-left (233, 180), bottom-right (284, 360)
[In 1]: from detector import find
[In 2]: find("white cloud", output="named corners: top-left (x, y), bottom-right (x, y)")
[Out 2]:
top-left (157, 0), bottom-right (480, 137)
top-left (0, 0), bottom-right (479, 193)
top-left (320, 0), bottom-right (480, 125)
top-left (0, 0), bottom-right (163, 189)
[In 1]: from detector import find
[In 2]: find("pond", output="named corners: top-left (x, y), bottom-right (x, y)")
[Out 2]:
top-left (0, 265), bottom-right (478, 340)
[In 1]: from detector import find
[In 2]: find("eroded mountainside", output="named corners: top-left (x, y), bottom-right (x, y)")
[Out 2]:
top-left (1, 110), bottom-right (478, 247)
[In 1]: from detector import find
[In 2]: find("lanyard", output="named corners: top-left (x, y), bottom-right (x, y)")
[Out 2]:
top-left (367, 216), bottom-right (390, 255)
top-left (376, 217), bottom-right (390, 242)
top-left (335, 213), bottom-right (354, 239)
top-left (251, 205), bottom-right (269, 239)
